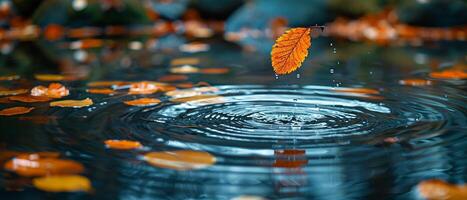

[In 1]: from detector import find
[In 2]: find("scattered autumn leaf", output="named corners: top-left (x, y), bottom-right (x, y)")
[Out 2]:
top-left (34, 74), bottom-right (65, 81)
top-left (170, 65), bottom-right (200, 74)
top-left (199, 68), bottom-right (230, 74)
top-left (0, 107), bottom-right (34, 116)
top-left (0, 75), bottom-right (20, 81)
top-left (157, 75), bottom-right (189, 82)
top-left (33, 175), bottom-right (91, 192)
top-left (170, 57), bottom-right (200, 66)
top-left (144, 150), bottom-right (216, 170)
top-left (0, 89), bottom-right (29, 96)
top-left (104, 140), bottom-right (142, 150)
top-left (9, 95), bottom-right (51, 103)
top-left (87, 81), bottom-right (128, 87)
top-left (399, 78), bottom-right (432, 86)
top-left (418, 179), bottom-right (467, 200)
top-left (129, 81), bottom-right (161, 94)
top-left (50, 98), bottom-right (93, 108)
top-left (429, 69), bottom-right (467, 79)
top-left (271, 27), bottom-right (312, 74)
top-left (86, 88), bottom-right (115, 95)
top-left (31, 83), bottom-right (69, 98)
top-left (124, 98), bottom-right (161, 106)
top-left (4, 154), bottom-right (84, 177)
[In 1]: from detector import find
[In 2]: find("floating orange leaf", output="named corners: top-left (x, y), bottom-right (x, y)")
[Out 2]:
top-left (0, 107), bottom-right (34, 116)
top-left (157, 75), bottom-right (188, 82)
top-left (418, 179), bottom-right (467, 200)
top-left (429, 69), bottom-right (467, 79)
top-left (4, 154), bottom-right (84, 177)
top-left (271, 27), bottom-right (311, 75)
top-left (104, 140), bottom-right (142, 150)
top-left (0, 89), bottom-right (29, 96)
top-left (34, 74), bottom-right (65, 81)
top-left (87, 81), bottom-right (128, 87)
top-left (170, 94), bottom-right (222, 103)
top-left (86, 88), bottom-right (115, 95)
top-left (9, 95), bottom-right (52, 103)
top-left (0, 75), bottom-right (20, 81)
top-left (129, 81), bottom-right (161, 94)
top-left (170, 57), bottom-right (200, 66)
top-left (399, 78), bottom-right (432, 86)
top-left (333, 87), bottom-right (380, 95)
top-left (165, 86), bottom-right (219, 98)
top-left (144, 150), bottom-right (216, 170)
top-left (170, 65), bottom-right (200, 74)
top-left (50, 98), bottom-right (93, 108)
top-left (124, 98), bottom-right (161, 106)
top-left (199, 68), bottom-right (230, 74)
top-left (31, 83), bottom-right (69, 98)
top-left (33, 175), bottom-right (91, 192)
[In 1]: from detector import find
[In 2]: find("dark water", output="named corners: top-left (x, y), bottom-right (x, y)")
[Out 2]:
top-left (0, 37), bottom-right (466, 200)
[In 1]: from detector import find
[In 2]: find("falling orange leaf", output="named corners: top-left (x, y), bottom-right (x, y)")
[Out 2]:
top-left (429, 69), bottom-right (467, 79)
top-left (144, 150), bottom-right (216, 170)
top-left (50, 98), bottom-right (93, 108)
top-left (157, 75), bottom-right (189, 82)
top-left (271, 27), bottom-right (312, 75)
top-left (0, 75), bottom-right (20, 81)
top-left (104, 140), bottom-right (142, 150)
top-left (0, 107), bottom-right (34, 116)
top-left (399, 78), bottom-right (432, 86)
top-left (4, 154), bottom-right (84, 177)
top-left (417, 179), bottom-right (467, 200)
top-left (199, 68), bottom-right (230, 74)
top-left (31, 83), bottom-right (69, 98)
top-left (9, 95), bottom-right (52, 103)
top-left (86, 88), bottom-right (115, 95)
top-left (124, 98), bottom-right (161, 106)
top-left (33, 175), bottom-right (91, 192)
top-left (0, 89), bottom-right (29, 96)
top-left (34, 74), bottom-right (65, 81)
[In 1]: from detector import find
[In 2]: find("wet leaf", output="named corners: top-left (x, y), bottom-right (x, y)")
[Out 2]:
top-left (333, 87), bottom-right (380, 95)
top-left (170, 65), bottom-right (200, 74)
top-left (399, 79), bottom-right (432, 86)
top-left (144, 150), bottom-right (216, 170)
top-left (34, 74), bottom-right (65, 81)
top-left (418, 179), bottom-right (467, 200)
top-left (199, 68), bottom-right (230, 74)
top-left (0, 107), bottom-right (34, 116)
top-left (87, 81), bottom-right (128, 88)
top-left (0, 75), bottom-right (20, 81)
top-left (170, 94), bottom-right (222, 103)
top-left (31, 83), bottom-right (69, 98)
top-left (50, 98), bottom-right (93, 108)
top-left (157, 75), bottom-right (189, 82)
top-left (4, 154), bottom-right (84, 177)
top-left (0, 89), bottom-right (29, 96)
top-left (9, 95), bottom-right (52, 103)
top-left (165, 86), bottom-right (219, 98)
top-left (129, 81), bottom-right (161, 94)
top-left (170, 57), bottom-right (200, 66)
top-left (86, 88), bottom-right (115, 95)
top-left (33, 175), bottom-right (91, 192)
top-left (429, 69), bottom-right (467, 79)
top-left (104, 140), bottom-right (142, 150)
top-left (271, 28), bottom-right (312, 74)
top-left (124, 98), bottom-right (161, 106)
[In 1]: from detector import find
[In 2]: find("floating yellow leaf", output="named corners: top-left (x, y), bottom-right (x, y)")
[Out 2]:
top-left (104, 140), bottom-right (142, 150)
top-left (4, 154), bottom-right (84, 177)
top-left (170, 57), bottom-right (200, 66)
top-left (31, 83), bottom-right (69, 98)
top-left (34, 74), bottom-right (65, 81)
top-left (0, 75), bottom-right (20, 81)
top-left (50, 98), bottom-right (93, 108)
top-left (9, 95), bottom-right (52, 103)
top-left (429, 69), bottom-right (467, 79)
top-left (124, 98), bottom-right (161, 106)
top-left (144, 150), bottom-right (216, 170)
top-left (0, 89), bottom-right (29, 96)
top-left (0, 107), bottom-right (34, 116)
top-left (399, 78), bottom-right (432, 86)
top-left (33, 175), bottom-right (91, 192)
top-left (418, 179), bottom-right (467, 200)
top-left (271, 27), bottom-right (311, 75)
top-left (86, 88), bottom-right (115, 95)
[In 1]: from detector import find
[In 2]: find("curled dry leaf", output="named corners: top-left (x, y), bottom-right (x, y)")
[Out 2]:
top-left (86, 88), bottom-right (115, 95)
top-left (418, 179), bottom-right (467, 200)
top-left (50, 98), bottom-right (93, 108)
top-left (0, 89), bottom-right (29, 96)
top-left (399, 79), bottom-right (432, 86)
top-left (4, 154), bottom-right (84, 177)
top-left (31, 83), bottom-right (69, 98)
top-left (0, 75), bottom-right (20, 81)
top-left (104, 140), bottom-right (142, 150)
top-left (144, 150), bottom-right (216, 170)
top-left (271, 27), bottom-right (312, 75)
top-left (33, 175), bottom-right (91, 192)
top-left (429, 69), bottom-right (467, 79)
top-left (124, 98), bottom-right (161, 106)
top-left (0, 107), bottom-right (34, 116)
top-left (9, 95), bottom-right (51, 103)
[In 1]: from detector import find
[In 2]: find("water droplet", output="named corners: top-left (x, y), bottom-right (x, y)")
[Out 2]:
top-left (369, 71), bottom-right (373, 75)
top-left (330, 43), bottom-right (333, 47)
top-left (296, 74), bottom-right (300, 79)
top-left (333, 48), bottom-right (337, 54)
top-left (330, 68), bottom-right (334, 74)
top-left (337, 61), bottom-right (340, 65)
top-left (275, 74), bottom-right (279, 79)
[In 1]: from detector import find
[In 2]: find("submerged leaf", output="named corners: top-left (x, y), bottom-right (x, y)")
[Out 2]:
top-left (104, 140), bottom-right (142, 150)
top-left (50, 98), bottom-right (93, 108)
top-left (271, 28), bottom-right (312, 75)
top-left (33, 175), bottom-right (91, 192)
top-left (124, 98), bottom-right (161, 106)
top-left (0, 107), bottom-right (34, 116)
top-left (144, 150), bottom-right (216, 170)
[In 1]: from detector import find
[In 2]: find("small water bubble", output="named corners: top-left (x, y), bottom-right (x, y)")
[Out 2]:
top-left (330, 43), bottom-right (333, 47)
top-left (296, 73), bottom-right (300, 79)
top-left (275, 74), bottom-right (279, 80)
top-left (330, 68), bottom-right (334, 74)
top-left (333, 48), bottom-right (337, 54)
